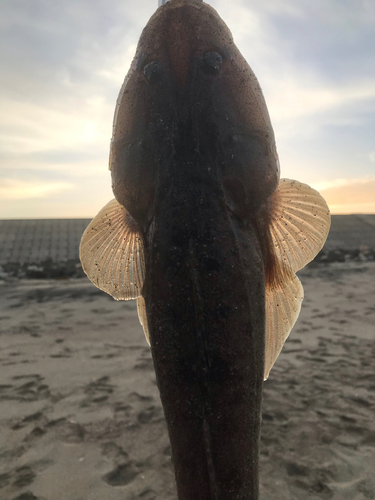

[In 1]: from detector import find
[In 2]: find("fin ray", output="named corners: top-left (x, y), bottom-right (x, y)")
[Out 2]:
top-left (264, 274), bottom-right (304, 380)
top-left (80, 199), bottom-right (145, 300)
top-left (268, 179), bottom-right (331, 273)
top-left (137, 297), bottom-right (150, 345)
top-left (264, 178), bottom-right (330, 379)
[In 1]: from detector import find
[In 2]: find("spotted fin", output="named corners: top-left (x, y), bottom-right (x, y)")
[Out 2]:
top-left (79, 199), bottom-right (145, 301)
top-left (268, 179), bottom-right (331, 272)
top-left (264, 179), bottom-right (330, 379)
top-left (264, 275), bottom-right (304, 380)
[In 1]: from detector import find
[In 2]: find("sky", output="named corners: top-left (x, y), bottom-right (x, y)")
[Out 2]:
top-left (1, 0), bottom-right (374, 218)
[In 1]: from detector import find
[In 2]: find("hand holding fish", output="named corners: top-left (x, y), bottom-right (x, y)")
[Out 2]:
top-left (80, 1), bottom-right (330, 498)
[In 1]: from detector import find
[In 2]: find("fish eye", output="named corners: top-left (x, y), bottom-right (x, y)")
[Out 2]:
top-left (143, 61), bottom-right (161, 84)
top-left (202, 51), bottom-right (223, 74)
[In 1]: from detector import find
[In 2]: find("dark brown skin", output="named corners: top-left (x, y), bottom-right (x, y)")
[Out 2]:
top-left (110, 1), bottom-right (280, 498)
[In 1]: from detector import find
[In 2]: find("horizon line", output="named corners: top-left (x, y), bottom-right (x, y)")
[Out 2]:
top-left (1, 213), bottom-right (375, 221)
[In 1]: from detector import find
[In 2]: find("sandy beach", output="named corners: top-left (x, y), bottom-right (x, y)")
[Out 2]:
top-left (1, 261), bottom-right (375, 500)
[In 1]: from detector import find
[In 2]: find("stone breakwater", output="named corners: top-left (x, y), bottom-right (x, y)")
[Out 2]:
top-left (0, 215), bottom-right (374, 279)
top-left (0, 219), bottom-right (90, 265)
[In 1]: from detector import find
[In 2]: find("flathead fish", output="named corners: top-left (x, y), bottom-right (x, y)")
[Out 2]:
top-left (80, 1), bottom-right (330, 498)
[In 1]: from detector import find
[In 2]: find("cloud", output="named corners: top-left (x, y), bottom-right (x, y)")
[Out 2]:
top-left (0, 0), bottom-right (374, 217)
top-left (214, 0), bottom-right (375, 193)
top-left (317, 177), bottom-right (375, 214)
top-left (0, 95), bottom-right (112, 155)
top-left (0, 176), bottom-right (113, 219)
top-left (252, 0), bottom-right (375, 86)
top-left (271, 80), bottom-right (375, 124)
top-left (0, 179), bottom-right (74, 200)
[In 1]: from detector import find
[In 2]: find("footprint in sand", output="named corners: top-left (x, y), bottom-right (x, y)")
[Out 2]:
top-left (90, 351), bottom-right (117, 360)
top-left (112, 392), bottom-right (162, 427)
top-left (101, 443), bottom-right (139, 488)
top-left (11, 466), bottom-right (36, 488)
top-left (35, 416), bottom-right (85, 443)
top-left (90, 307), bottom-right (112, 314)
top-left (2, 375), bottom-right (51, 402)
top-left (57, 326), bottom-right (72, 331)
top-left (138, 406), bottom-right (157, 424)
top-left (12, 493), bottom-right (39, 500)
top-left (101, 441), bottom-right (129, 463)
top-left (13, 324), bottom-right (41, 337)
top-left (50, 346), bottom-right (72, 358)
top-left (130, 393), bottom-right (159, 424)
top-left (134, 357), bottom-right (154, 370)
top-left (139, 488), bottom-right (157, 499)
top-left (81, 376), bottom-right (115, 406)
top-left (286, 462), bottom-right (333, 498)
top-left (0, 471), bottom-right (11, 488)
top-left (0, 384), bottom-right (14, 397)
top-left (103, 462), bottom-right (139, 486)
top-left (286, 461), bottom-right (309, 477)
top-left (12, 411), bottom-right (44, 430)
top-left (128, 392), bottom-right (153, 403)
top-left (58, 419), bottom-right (86, 443)
top-left (113, 402), bottom-right (132, 416)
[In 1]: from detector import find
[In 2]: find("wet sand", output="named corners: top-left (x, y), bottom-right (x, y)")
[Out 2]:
top-left (0, 262), bottom-right (374, 500)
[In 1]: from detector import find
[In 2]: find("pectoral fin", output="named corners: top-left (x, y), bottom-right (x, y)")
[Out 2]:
top-left (268, 179), bottom-right (331, 272)
top-left (79, 199), bottom-right (145, 301)
top-left (264, 179), bottom-right (330, 379)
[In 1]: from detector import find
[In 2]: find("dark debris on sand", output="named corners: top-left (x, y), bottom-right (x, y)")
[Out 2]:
top-left (0, 258), bottom-right (85, 281)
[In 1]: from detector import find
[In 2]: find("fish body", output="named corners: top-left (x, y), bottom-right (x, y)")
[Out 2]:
top-left (111, 3), bottom-right (278, 496)
top-left (144, 176), bottom-right (265, 499)
top-left (80, 1), bottom-right (330, 498)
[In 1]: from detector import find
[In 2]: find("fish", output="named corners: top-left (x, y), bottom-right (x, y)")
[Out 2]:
top-left (80, 0), bottom-right (330, 498)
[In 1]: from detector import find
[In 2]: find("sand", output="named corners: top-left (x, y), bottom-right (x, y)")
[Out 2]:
top-left (0, 262), bottom-right (374, 500)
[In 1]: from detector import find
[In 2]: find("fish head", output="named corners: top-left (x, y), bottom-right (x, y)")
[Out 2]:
top-left (110, 0), bottom-right (280, 226)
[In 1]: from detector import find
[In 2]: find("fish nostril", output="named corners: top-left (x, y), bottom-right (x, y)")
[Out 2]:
top-left (143, 61), bottom-right (161, 84)
top-left (202, 51), bottom-right (223, 74)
